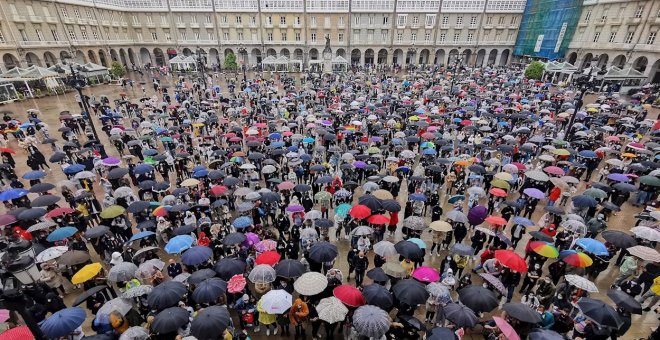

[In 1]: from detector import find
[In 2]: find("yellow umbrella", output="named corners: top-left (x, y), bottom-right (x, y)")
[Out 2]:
top-left (622, 153), bottom-right (637, 158)
top-left (586, 107), bottom-right (598, 113)
top-left (408, 116), bottom-right (419, 121)
top-left (192, 123), bottom-right (205, 127)
top-left (72, 262), bottom-right (103, 284)
top-left (551, 149), bottom-right (570, 156)
top-left (494, 172), bottom-right (513, 181)
top-left (100, 205), bottom-right (126, 219)
top-left (181, 178), bottom-right (201, 187)
top-left (490, 179), bottom-right (511, 190)
top-left (429, 220), bottom-right (452, 232)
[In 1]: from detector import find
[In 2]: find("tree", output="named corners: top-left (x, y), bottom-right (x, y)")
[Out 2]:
top-left (524, 61), bottom-right (545, 80)
top-left (224, 53), bottom-right (239, 70)
top-left (109, 61), bottom-right (126, 78)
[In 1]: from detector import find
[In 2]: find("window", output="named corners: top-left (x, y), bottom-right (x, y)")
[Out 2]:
top-left (456, 16), bottom-right (463, 25)
top-left (147, 31), bottom-right (155, 40)
top-left (383, 16), bottom-right (388, 25)
top-left (136, 32), bottom-right (143, 41)
top-left (296, 17), bottom-right (301, 25)
top-left (223, 32), bottom-right (229, 40)
top-left (74, 9), bottom-right (81, 19)
top-left (236, 32), bottom-right (241, 40)
top-left (177, 15), bottom-right (183, 23)
top-left (397, 32), bottom-right (402, 42)
top-left (43, 7), bottom-right (51, 17)
top-left (412, 16), bottom-right (419, 27)
top-left (92, 29), bottom-right (99, 39)
top-left (354, 16), bottom-right (360, 25)
top-left (381, 29), bottom-right (388, 40)
top-left (453, 33), bottom-right (459, 41)
top-left (442, 16), bottom-right (448, 26)
top-left (339, 16), bottom-right (344, 26)
top-left (609, 32), bottom-right (616, 42)
top-left (179, 30), bottom-right (186, 40)
top-left (280, 32), bottom-right (287, 41)
top-left (439, 32), bottom-right (446, 42)
top-left (369, 16), bottom-right (375, 26)
top-left (194, 31), bottom-right (200, 40)
top-left (311, 33), bottom-right (316, 42)
top-left (424, 32), bottom-right (430, 42)
top-left (646, 32), bottom-right (656, 44)
top-left (236, 16), bottom-right (242, 24)
top-left (311, 17), bottom-right (317, 26)
top-left (635, 6), bottom-right (643, 18)
top-left (51, 29), bottom-right (60, 40)
top-left (325, 17), bottom-right (330, 27)
top-left (166, 32), bottom-right (172, 41)
top-left (498, 16), bottom-right (505, 25)
top-left (250, 16), bottom-right (256, 25)
top-left (35, 29), bottom-right (44, 41)
top-left (470, 16), bottom-right (477, 26)
top-left (593, 32), bottom-right (600, 42)
top-left (425, 14), bottom-right (435, 27)
top-left (486, 16), bottom-right (492, 25)
top-left (510, 16), bottom-right (517, 25)
top-left (190, 16), bottom-right (197, 24)
top-left (0, 29), bottom-right (5, 43)
top-left (60, 7), bottom-right (68, 18)
top-left (296, 32), bottom-right (301, 41)
top-left (266, 16), bottom-right (272, 25)
top-left (81, 29), bottom-right (88, 40)
top-left (624, 31), bottom-right (634, 43)
top-left (26, 5), bottom-right (35, 16)
top-left (584, 10), bottom-right (591, 22)
top-left (133, 15), bottom-right (139, 24)
top-left (338, 33), bottom-right (344, 42)
top-left (397, 14), bottom-right (407, 27)
top-left (467, 32), bottom-right (473, 42)
top-left (146, 16), bottom-right (153, 24)
top-left (368, 29), bottom-right (374, 41)
top-left (495, 32), bottom-right (501, 41)
top-left (411, 32), bottom-right (416, 41)
top-left (18, 29), bottom-right (27, 41)
top-left (353, 30), bottom-right (359, 43)
top-left (68, 29), bottom-right (77, 40)
top-left (280, 16), bottom-right (286, 25)
top-left (86, 10), bottom-right (93, 20)
top-left (161, 15), bottom-right (167, 25)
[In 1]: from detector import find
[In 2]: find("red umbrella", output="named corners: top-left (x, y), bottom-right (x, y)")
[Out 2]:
top-left (46, 207), bottom-right (77, 218)
top-left (488, 188), bottom-right (507, 197)
top-left (367, 214), bottom-right (390, 225)
top-left (349, 205), bottom-right (371, 219)
top-left (210, 185), bottom-right (228, 196)
top-left (333, 284), bottom-right (366, 307)
top-left (485, 215), bottom-right (508, 225)
top-left (0, 147), bottom-right (16, 154)
top-left (511, 162), bottom-right (527, 171)
top-left (0, 325), bottom-right (32, 340)
top-left (256, 251), bottom-right (281, 266)
top-left (495, 249), bottom-right (528, 272)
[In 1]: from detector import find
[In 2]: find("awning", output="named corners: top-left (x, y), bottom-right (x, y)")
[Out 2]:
top-left (167, 48), bottom-right (177, 55)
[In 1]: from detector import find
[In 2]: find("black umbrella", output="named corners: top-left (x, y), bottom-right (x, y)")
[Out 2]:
top-left (362, 284), bottom-right (394, 311)
top-left (31, 195), bottom-right (61, 207)
top-left (458, 285), bottom-right (499, 313)
top-left (151, 307), bottom-right (190, 334)
top-left (543, 206), bottom-right (565, 215)
top-left (18, 207), bottom-right (46, 220)
top-left (174, 224), bottom-right (197, 236)
top-left (392, 279), bottom-right (429, 306)
top-left (214, 258), bottom-right (247, 280)
top-left (49, 152), bottom-right (67, 163)
top-left (147, 281), bottom-right (187, 310)
top-left (502, 303), bottom-right (543, 323)
top-left (358, 195), bottom-right (383, 210)
top-left (381, 199), bottom-right (401, 212)
top-left (399, 314), bottom-right (426, 332)
top-left (222, 232), bottom-right (247, 245)
top-left (443, 303), bottom-right (479, 328)
top-left (84, 225), bottom-right (110, 239)
top-left (30, 182), bottom-right (56, 193)
top-left (170, 204), bottom-right (190, 212)
top-left (191, 306), bottom-right (232, 340)
top-left (294, 184), bottom-right (312, 192)
top-left (366, 267), bottom-right (389, 282)
top-left (394, 240), bottom-right (423, 260)
top-left (601, 230), bottom-right (637, 249)
top-left (108, 167), bottom-right (129, 179)
top-left (223, 177), bottom-right (240, 186)
top-left (274, 259), bottom-right (305, 278)
top-left (572, 195), bottom-right (598, 208)
top-left (528, 329), bottom-right (565, 340)
top-left (188, 269), bottom-right (217, 285)
top-left (426, 327), bottom-right (458, 340)
top-left (315, 218), bottom-right (334, 228)
top-left (577, 297), bottom-right (623, 328)
top-left (308, 241), bottom-right (339, 262)
top-left (529, 231), bottom-right (554, 243)
top-left (72, 285), bottom-right (109, 306)
top-left (127, 201), bottom-right (151, 213)
top-left (192, 278), bottom-right (228, 305)
top-left (607, 289), bottom-right (642, 314)
top-left (261, 192), bottom-right (281, 204)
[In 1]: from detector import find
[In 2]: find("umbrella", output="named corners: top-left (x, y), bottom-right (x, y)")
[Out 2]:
top-left (72, 285), bottom-right (109, 306)
top-left (394, 240), bottom-right (423, 259)
top-left (382, 262), bottom-right (407, 278)
top-left (294, 272), bottom-right (328, 295)
top-left (352, 305), bottom-right (390, 338)
top-left (529, 231), bottom-right (554, 242)
top-left (362, 284), bottom-right (394, 310)
top-left (71, 263), bottom-right (103, 284)
top-left (373, 241), bottom-right (398, 257)
top-left (189, 269), bottom-right (218, 285)
top-left (502, 302), bottom-right (543, 323)
top-left (100, 205), bottom-right (126, 219)
top-left (190, 306), bottom-right (231, 339)
top-left (528, 329), bottom-right (565, 340)
top-left (59, 250), bottom-right (91, 266)
top-left (97, 297), bottom-right (134, 316)
top-left (560, 250), bottom-right (593, 267)
top-left (214, 258), bottom-right (247, 280)
top-left (349, 204), bottom-right (371, 219)
top-left (120, 326), bottom-right (150, 340)
top-left (122, 285), bottom-right (153, 299)
top-left (223, 232), bottom-right (247, 245)
top-left (151, 307), bottom-right (190, 334)
top-left (308, 241), bottom-right (339, 262)
top-left (165, 235), bottom-right (194, 254)
top-left (367, 267), bottom-right (390, 282)
top-left (39, 307), bottom-right (86, 338)
top-left (404, 216), bottom-right (426, 230)
top-left (444, 303), bottom-right (479, 328)
top-left (248, 264), bottom-right (277, 284)
top-left (494, 249), bottom-right (528, 272)
top-left (426, 327), bottom-right (458, 340)
top-left (458, 285), bottom-right (499, 312)
top-left (227, 274), bottom-right (247, 293)
top-left (577, 297), bottom-right (623, 328)
top-left (108, 262), bottom-right (138, 282)
top-left (256, 251), bottom-right (281, 266)
top-left (575, 238), bottom-right (609, 256)
top-left (601, 230), bottom-right (637, 248)
top-left (478, 273), bottom-right (507, 295)
top-left (46, 226), bottom-right (78, 242)
top-left (630, 226), bottom-right (660, 242)
top-left (333, 284), bottom-right (366, 307)
top-left (429, 220), bottom-right (453, 232)
top-left (627, 245), bottom-right (660, 262)
top-left (493, 316), bottom-right (520, 340)
top-left (572, 195), bottom-right (598, 208)
top-left (147, 281), bottom-right (188, 310)
top-left (607, 289), bottom-right (643, 314)
top-left (260, 289), bottom-right (292, 314)
top-left (31, 195), bottom-right (60, 207)
top-left (274, 259), bottom-right (305, 278)
top-left (446, 210), bottom-right (468, 223)
top-left (193, 278), bottom-right (228, 304)
top-left (528, 241), bottom-right (559, 258)
top-left (392, 279), bottom-right (429, 305)
top-left (523, 188), bottom-right (545, 199)
top-left (35, 246), bottom-right (69, 263)
top-left (84, 225), bottom-right (111, 239)
top-left (317, 297), bottom-right (349, 324)
top-left (412, 266), bottom-right (440, 283)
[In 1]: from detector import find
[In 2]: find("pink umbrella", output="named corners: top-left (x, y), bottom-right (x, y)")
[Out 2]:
top-left (278, 181), bottom-right (295, 190)
top-left (411, 266), bottom-right (440, 283)
top-left (543, 166), bottom-right (565, 176)
top-left (244, 232), bottom-right (260, 246)
top-left (0, 309), bottom-right (9, 323)
top-left (228, 274), bottom-right (247, 293)
top-left (493, 316), bottom-right (520, 340)
top-left (255, 239), bottom-right (277, 252)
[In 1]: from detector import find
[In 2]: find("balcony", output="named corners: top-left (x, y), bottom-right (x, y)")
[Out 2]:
top-left (70, 40), bottom-right (96, 46)
top-left (28, 15), bottom-right (43, 23)
top-left (609, 17), bottom-right (622, 25)
top-left (62, 17), bottom-right (75, 24)
top-left (594, 19), bottom-right (605, 26)
top-left (102, 20), bottom-right (111, 26)
top-left (146, 22), bottom-right (155, 28)
top-left (204, 23), bottom-right (214, 28)
top-left (12, 15), bottom-right (26, 22)
top-left (627, 17), bottom-right (641, 25)
top-left (121, 22), bottom-right (128, 27)
top-left (454, 24), bottom-right (464, 29)
top-left (578, 22), bottom-right (588, 27)
top-left (132, 22), bottom-right (142, 27)
top-left (45, 16), bottom-right (58, 24)
top-left (190, 23), bottom-right (200, 28)
top-left (88, 19), bottom-right (97, 25)
top-left (111, 21), bottom-right (120, 26)
top-left (176, 22), bottom-right (186, 28)
top-left (77, 19), bottom-right (88, 25)
top-left (483, 24), bottom-right (493, 29)
top-left (279, 23), bottom-right (288, 28)
top-left (108, 39), bottom-right (134, 45)
top-left (18, 40), bottom-right (69, 47)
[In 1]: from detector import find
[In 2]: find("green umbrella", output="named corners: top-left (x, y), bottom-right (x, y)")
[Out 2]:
top-left (583, 188), bottom-right (608, 199)
top-left (100, 205), bottom-right (126, 219)
top-left (314, 191), bottom-right (332, 201)
top-left (640, 175), bottom-right (660, 186)
top-left (160, 136), bottom-right (173, 142)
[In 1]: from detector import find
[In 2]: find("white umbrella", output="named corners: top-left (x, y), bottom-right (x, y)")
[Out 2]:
top-left (27, 220), bottom-right (57, 232)
top-left (627, 245), bottom-right (660, 262)
top-left (294, 272), bottom-right (328, 295)
top-left (259, 289), bottom-right (292, 314)
top-left (262, 165), bottom-right (277, 174)
top-left (316, 297), bottom-right (349, 324)
top-left (373, 241), bottom-right (398, 257)
top-left (120, 326), bottom-right (149, 340)
top-left (630, 226), bottom-right (660, 242)
top-left (114, 186), bottom-right (134, 198)
top-left (73, 171), bottom-right (96, 180)
top-left (565, 274), bottom-right (599, 292)
top-left (36, 246), bottom-right (69, 263)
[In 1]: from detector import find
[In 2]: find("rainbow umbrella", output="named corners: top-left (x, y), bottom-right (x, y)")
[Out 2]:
top-left (528, 241), bottom-right (559, 258)
top-left (411, 266), bottom-right (440, 283)
top-left (152, 205), bottom-right (170, 217)
top-left (560, 250), bottom-right (593, 267)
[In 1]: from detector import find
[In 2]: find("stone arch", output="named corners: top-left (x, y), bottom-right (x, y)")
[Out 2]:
top-left (648, 59), bottom-right (660, 83)
top-left (567, 52), bottom-right (578, 65)
top-left (183, 48), bottom-right (193, 56)
top-left (611, 54), bottom-right (626, 68)
top-left (434, 49), bottom-right (445, 65)
top-left (119, 49), bottom-right (128, 66)
top-left (336, 49), bottom-right (346, 58)
top-left (419, 49), bottom-right (430, 64)
top-left (266, 48), bottom-right (276, 57)
top-left (364, 49), bottom-right (375, 65)
top-left (309, 48), bottom-right (319, 60)
top-left (476, 49), bottom-right (486, 67)
top-left (127, 48), bottom-right (136, 65)
top-left (24, 53), bottom-right (41, 67)
top-left (596, 54), bottom-right (608, 69)
top-left (60, 51), bottom-right (72, 61)
top-left (209, 48), bottom-right (219, 64)
top-left (377, 49), bottom-right (387, 64)
top-left (463, 49), bottom-right (472, 65)
top-left (499, 49), bottom-right (510, 66)
top-left (294, 48), bottom-right (303, 61)
top-left (405, 49), bottom-right (416, 64)
top-left (487, 49), bottom-right (497, 66)
top-left (153, 48), bottom-right (164, 66)
top-left (139, 48), bottom-right (151, 65)
top-left (393, 49), bottom-right (403, 65)
top-left (580, 53), bottom-right (593, 70)
top-left (633, 56), bottom-right (648, 72)
top-left (237, 48), bottom-right (248, 66)
top-left (75, 50), bottom-right (86, 64)
top-left (350, 49), bottom-right (361, 65)
top-left (281, 48), bottom-right (290, 58)
top-left (449, 49), bottom-right (459, 60)
top-left (251, 48), bottom-right (262, 64)
top-left (224, 49), bottom-right (234, 57)
top-left (2, 54), bottom-right (19, 70)
top-left (110, 49), bottom-right (119, 61)
top-left (98, 50), bottom-right (108, 66)
top-left (44, 52), bottom-right (57, 67)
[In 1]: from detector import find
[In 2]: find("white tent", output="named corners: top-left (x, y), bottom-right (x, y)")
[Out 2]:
top-left (168, 55), bottom-right (197, 72)
top-left (600, 66), bottom-right (647, 92)
top-left (49, 62), bottom-right (110, 83)
top-left (261, 56), bottom-right (277, 72)
top-left (0, 65), bottom-right (64, 97)
top-left (332, 56), bottom-right (349, 72)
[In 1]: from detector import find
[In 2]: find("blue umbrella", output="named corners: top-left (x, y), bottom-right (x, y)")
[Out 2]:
top-left (23, 170), bottom-right (47, 180)
top-left (578, 150), bottom-right (597, 158)
top-left (300, 154), bottom-right (312, 161)
top-left (303, 137), bottom-right (315, 143)
top-left (0, 188), bottom-right (29, 201)
top-left (232, 216), bottom-right (253, 229)
top-left (192, 169), bottom-right (209, 178)
top-left (39, 307), bottom-right (86, 338)
top-left (192, 165), bottom-right (207, 172)
top-left (63, 164), bottom-right (85, 174)
top-left (19, 122), bottom-right (33, 129)
top-left (448, 195), bottom-right (465, 204)
top-left (165, 235), bottom-right (194, 254)
top-left (269, 132), bottom-right (282, 140)
top-left (512, 216), bottom-right (535, 226)
top-left (572, 195), bottom-right (598, 208)
top-left (47, 226), bottom-right (79, 242)
top-left (143, 149), bottom-right (159, 156)
top-left (407, 238), bottom-right (427, 249)
top-left (288, 146), bottom-right (299, 152)
top-left (182, 246), bottom-right (214, 266)
top-left (423, 148), bottom-right (437, 155)
top-left (129, 230), bottom-right (155, 242)
top-left (409, 193), bottom-right (427, 202)
top-left (575, 238), bottom-right (609, 256)
top-left (134, 164), bottom-right (155, 175)
top-left (271, 141), bottom-right (285, 148)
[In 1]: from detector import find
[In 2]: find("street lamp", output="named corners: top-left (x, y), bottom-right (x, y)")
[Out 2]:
top-left (563, 55), bottom-right (600, 139)
top-left (407, 47), bottom-right (417, 65)
top-left (195, 46), bottom-right (208, 89)
top-left (448, 51), bottom-right (467, 97)
top-left (238, 46), bottom-right (247, 82)
top-left (55, 58), bottom-right (101, 144)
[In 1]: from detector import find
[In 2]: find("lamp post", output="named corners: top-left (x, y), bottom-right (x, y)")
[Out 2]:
top-left (449, 52), bottom-right (466, 97)
top-left (407, 47), bottom-right (417, 66)
top-left (195, 46), bottom-right (208, 89)
top-left (564, 55), bottom-right (599, 140)
top-left (238, 46), bottom-right (247, 83)
top-left (56, 58), bottom-right (101, 144)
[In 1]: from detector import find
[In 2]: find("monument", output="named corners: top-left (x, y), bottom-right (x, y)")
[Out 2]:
top-left (323, 35), bottom-right (332, 73)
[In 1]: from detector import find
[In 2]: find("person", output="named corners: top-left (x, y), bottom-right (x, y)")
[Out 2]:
top-left (501, 268), bottom-right (521, 303)
top-left (613, 255), bottom-right (639, 287)
top-left (401, 258), bottom-right (415, 278)
top-left (519, 263), bottom-right (542, 294)
top-left (636, 275), bottom-right (660, 311)
top-left (39, 263), bottom-right (69, 296)
top-left (537, 305), bottom-right (554, 329)
top-left (356, 235), bottom-right (371, 252)
top-left (353, 250), bottom-right (369, 287)
top-left (290, 297), bottom-right (309, 337)
top-left (167, 259), bottom-right (183, 278)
